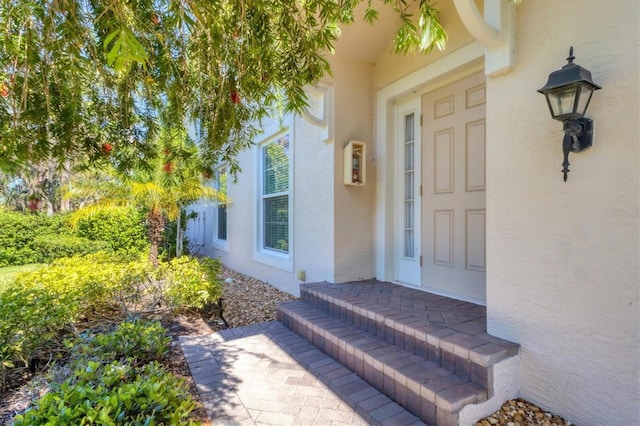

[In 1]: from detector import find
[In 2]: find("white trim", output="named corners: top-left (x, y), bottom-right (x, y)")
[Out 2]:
top-left (394, 98), bottom-right (422, 286)
top-left (211, 166), bottom-right (229, 252)
top-left (375, 41), bottom-right (485, 283)
top-left (453, 0), bottom-right (517, 76)
top-left (453, 0), bottom-right (501, 48)
top-left (254, 120), bottom-right (294, 272)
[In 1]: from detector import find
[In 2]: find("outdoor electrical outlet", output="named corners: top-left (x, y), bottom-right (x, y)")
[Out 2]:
top-left (297, 269), bottom-right (306, 282)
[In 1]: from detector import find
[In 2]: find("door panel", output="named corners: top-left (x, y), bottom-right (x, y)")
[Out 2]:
top-left (396, 99), bottom-right (421, 285)
top-left (421, 72), bottom-right (486, 303)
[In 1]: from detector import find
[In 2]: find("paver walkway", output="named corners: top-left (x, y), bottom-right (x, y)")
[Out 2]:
top-left (179, 321), bottom-right (424, 425)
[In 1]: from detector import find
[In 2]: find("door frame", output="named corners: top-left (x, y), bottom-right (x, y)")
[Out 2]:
top-left (374, 41), bottom-right (485, 302)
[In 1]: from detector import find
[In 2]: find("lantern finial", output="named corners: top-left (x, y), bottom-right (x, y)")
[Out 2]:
top-left (566, 47), bottom-right (575, 65)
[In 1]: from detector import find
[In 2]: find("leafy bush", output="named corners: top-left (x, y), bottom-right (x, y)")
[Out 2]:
top-left (0, 284), bottom-right (76, 389)
top-left (13, 252), bottom-right (130, 314)
top-left (14, 252), bottom-right (223, 315)
top-left (161, 256), bottom-right (223, 310)
top-left (14, 320), bottom-right (197, 425)
top-left (32, 234), bottom-right (112, 262)
top-left (0, 208), bottom-right (146, 267)
top-left (0, 246), bottom-right (39, 268)
top-left (2, 253), bottom-right (222, 389)
top-left (0, 212), bottom-right (42, 267)
top-left (0, 211), bottom-right (77, 267)
top-left (74, 207), bottom-right (148, 254)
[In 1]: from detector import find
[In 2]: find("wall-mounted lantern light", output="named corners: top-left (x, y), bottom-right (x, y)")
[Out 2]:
top-left (538, 47), bottom-right (601, 181)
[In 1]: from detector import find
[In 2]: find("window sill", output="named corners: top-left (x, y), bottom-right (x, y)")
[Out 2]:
top-left (253, 249), bottom-right (293, 272)
top-left (212, 240), bottom-right (229, 253)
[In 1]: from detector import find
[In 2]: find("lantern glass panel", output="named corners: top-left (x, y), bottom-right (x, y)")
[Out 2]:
top-left (576, 83), bottom-right (594, 116)
top-left (547, 85), bottom-right (578, 118)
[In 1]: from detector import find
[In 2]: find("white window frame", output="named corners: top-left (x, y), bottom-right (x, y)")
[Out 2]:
top-left (254, 126), bottom-right (294, 272)
top-left (211, 165), bottom-right (229, 252)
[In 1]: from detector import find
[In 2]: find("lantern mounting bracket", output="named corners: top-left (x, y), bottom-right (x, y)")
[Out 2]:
top-left (561, 117), bottom-right (593, 181)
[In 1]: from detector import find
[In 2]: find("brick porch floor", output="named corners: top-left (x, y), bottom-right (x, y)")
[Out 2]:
top-left (181, 280), bottom-right (519, 425)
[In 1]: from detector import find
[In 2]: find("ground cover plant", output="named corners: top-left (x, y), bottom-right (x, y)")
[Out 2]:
top-left (13, 320), bottom-right (197, 425)
top-left (0, 251), bottom-right (222, 423)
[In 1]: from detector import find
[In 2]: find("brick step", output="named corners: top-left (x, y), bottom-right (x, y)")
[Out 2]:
top-left (181, 321), bottom-right (425, 426)
top-left (300, 282), bottom-right (519, 388)
top-left (278, 301), bottom-right (488, 425)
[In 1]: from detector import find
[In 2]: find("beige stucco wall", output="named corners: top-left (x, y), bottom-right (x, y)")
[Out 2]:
top-left (330, 57), bottom-right (377, 283)
top-left (194, 112), bottom-right (336, 296)
top-left (193, 51), bottom-right (377, 294)
top-left (486, 1), bottom-right (639, 425)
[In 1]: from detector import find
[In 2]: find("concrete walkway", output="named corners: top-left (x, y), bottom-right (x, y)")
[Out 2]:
top-left (179, 321), bottom-right (424, 425)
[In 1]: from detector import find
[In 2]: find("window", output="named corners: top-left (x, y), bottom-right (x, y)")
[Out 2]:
top-left (261, 134), bottom-right (290, 254)
top-left (212, 167), bottom-right (228, 248)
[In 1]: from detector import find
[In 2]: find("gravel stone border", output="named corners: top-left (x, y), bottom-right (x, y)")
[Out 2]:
top-left (218, 265), bottom-right (298, 328)
top-left (476, 398), bottom-right (572, 426)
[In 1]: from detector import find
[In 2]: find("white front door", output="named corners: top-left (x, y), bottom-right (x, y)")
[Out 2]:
top-left (421, 72), bottom-right (486, 303)
top-left (395, 98), bottom-right (421, 285)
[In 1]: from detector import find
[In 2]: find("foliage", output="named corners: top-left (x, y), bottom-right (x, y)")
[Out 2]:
top-left (14, 361), bottom-right (197, 425)
top-left (0, 263), bottom-right (43, 291)
top-left (162, 208), bottom-right (196, 259)
top-left (0, 211), bottom-right (72, 267)
top-left (1, 252), bottom-right (222, 390)
top-left (161, 256), bottom-right (223, 310)
top-left (14, 252), bottom-right (153, 315)
top-left (66, 319), bottom-right (170, 367)
top-left (13, 320), bottom-right (196, 425)
top-left (0, 212), bottom-right (41, 266)
top-left (0, 0), bottom-right (447, 173)
top-left (0, 284), bottom-right (76, 390)
top-left (74, 206), bottom-right (148, 254)
top-left (32, 234), bottom-right (112, 263)
top-left (0, 164), bottom-right (72, 214)
top-left (68, 141), bottom-right (223, 265)
top-left (0, 209), bottom-right (146, 266)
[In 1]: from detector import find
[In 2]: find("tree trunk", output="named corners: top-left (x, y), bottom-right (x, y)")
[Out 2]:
top-left (147, 209), bottom-right (165, 267)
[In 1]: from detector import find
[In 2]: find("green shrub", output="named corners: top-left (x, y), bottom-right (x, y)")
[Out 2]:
top-left (162, 256), bottom-right (223, 311)
top-left (0, 209), bottom-right (146, 267)
top-left (0, 284), bottom-right (76, 389)
top-left (0, 246), bottom-right (40, 267)
top-left (32, 234), bottom-right (112, 262)
top-left (13, 252), bottom-right (223, 316)
top-left (0, 212), bottom-right (75, 267)
top-left (14, 320), bottom-right (197, 425)
top-left (2, 253), bottom-right (222, 388)
top-left (13, 252), bottom-right (127, 314)
top-left (0, 212), bottom-right (41, 267)
top-left (40, 212), bottom-right (75, 236)
top-left (74, 207), bottom-right (148, 254)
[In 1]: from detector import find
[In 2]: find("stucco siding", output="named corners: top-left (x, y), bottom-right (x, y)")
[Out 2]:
top-left (331, 57), bottom-right (376, 283)
top-left (195, 112), bottom-right (335, 297)
top-left (486, 1), bottom-right (639, 425)
top-left (193, 52), bottom-right (378, 295)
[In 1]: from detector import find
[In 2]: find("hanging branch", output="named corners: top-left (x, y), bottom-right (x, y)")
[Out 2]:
top-left (0, 0), bottom-right (448, 173)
